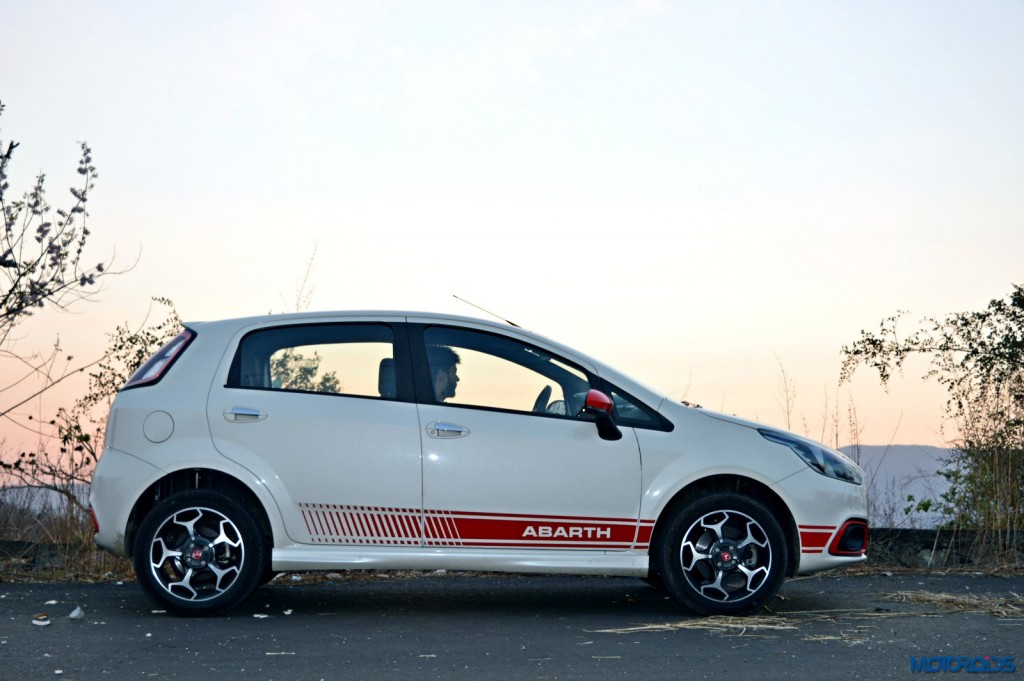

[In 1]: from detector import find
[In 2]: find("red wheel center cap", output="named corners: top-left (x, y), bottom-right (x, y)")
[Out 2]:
top-left (721, 550), bottom-right (733, 562)
top-left (191, 548), bottom-right (204, 561)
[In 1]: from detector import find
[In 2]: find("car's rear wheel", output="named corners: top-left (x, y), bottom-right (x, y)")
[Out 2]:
top-left (657, 493), bottom-right (787, 615)
top-left (133, 490), bottom-right (266, 616)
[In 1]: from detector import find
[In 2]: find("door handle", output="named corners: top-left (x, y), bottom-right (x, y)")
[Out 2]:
top-left (224, 406), bottom-right (266, 423)
top-left (426, 421), bottom-right (470, 439)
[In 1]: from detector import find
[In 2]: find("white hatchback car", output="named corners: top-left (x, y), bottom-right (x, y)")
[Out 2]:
top-left (90, 311), bottom-right (868, 616)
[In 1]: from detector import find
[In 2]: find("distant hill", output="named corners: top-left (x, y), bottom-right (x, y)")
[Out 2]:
top-left (840, 445), bottom-right (950, 529)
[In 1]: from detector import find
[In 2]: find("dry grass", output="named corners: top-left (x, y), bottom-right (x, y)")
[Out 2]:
top-left (0, 488), bottom-right (134, 583)
top-left (591, 615), bottom-right (800, 636)
top-left (591, 591), bottom-right (1024, 641)
top-left (0, 548), bottom-right (134, 584)
top-left (590, 607), bottom-right (941, 639)
top-left (883, 590), bottom-right (1024, 618)
top-left (836, 562), bottom-right (1024, 578)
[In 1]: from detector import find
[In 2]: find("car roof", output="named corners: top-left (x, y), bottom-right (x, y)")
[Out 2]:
top-left (188, 309), bottom-right (504, 326)
top-left (186, 310), bottom-right (527, 338)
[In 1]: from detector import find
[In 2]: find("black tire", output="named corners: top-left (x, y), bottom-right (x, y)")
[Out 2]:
top-left (656, 493), bottom-right (787, 616)
top-left (641, 572), bottom-right (668, 592)
top-left (133, 490), bottom-right (267, 616)
top-left (259, 566), bottom-right (280, 586)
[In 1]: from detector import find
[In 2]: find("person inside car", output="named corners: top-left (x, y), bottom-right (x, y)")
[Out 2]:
top-left (427, 344), bottom-right (460, 402)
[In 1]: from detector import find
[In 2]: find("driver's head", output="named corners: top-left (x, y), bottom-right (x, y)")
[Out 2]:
top-left (427, 345), bottom-right (460, 402)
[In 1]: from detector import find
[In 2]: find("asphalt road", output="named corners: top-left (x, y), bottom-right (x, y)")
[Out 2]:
top-left (1, 571), bottom-right (1021, 680)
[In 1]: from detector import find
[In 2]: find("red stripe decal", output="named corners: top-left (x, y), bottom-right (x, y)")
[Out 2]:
top-left (299, 503), bottom-right (657, 550)
top-left (798, 525), bottom-right (837, 552)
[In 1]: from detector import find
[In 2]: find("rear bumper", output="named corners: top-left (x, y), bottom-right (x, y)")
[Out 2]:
top-left (90, 447), bottom-right (163, 556)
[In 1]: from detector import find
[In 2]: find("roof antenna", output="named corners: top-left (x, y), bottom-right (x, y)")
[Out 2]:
top-left (453, 295), bottom-right (521, 327)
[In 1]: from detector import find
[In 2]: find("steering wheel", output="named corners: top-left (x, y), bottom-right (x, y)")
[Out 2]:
top-left (545, 400), bottom-right (567, 416)
top-left (532, 385), bottom-right (552, 413)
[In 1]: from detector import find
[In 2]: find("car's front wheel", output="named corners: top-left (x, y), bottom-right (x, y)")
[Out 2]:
top-left (133, 490), bottom-right (266, 616)
top-left (656, 493), bottom-right (787, 615)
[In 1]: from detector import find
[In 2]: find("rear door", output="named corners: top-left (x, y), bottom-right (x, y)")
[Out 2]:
top-left (207, 319), bottom-right (423, 545)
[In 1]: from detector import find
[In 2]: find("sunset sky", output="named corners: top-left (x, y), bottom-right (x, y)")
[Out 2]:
top-left (2, 1), bottom-right (1022, 449)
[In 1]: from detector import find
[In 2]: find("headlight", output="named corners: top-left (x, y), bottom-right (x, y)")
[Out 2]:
top-left (758, 429), bottom-right (864, 485)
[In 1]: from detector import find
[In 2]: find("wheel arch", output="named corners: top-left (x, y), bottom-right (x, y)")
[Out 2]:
top-left (125, 468), bottom-right (274, 558)
top-left (647, 474), bottom-right (800, 578)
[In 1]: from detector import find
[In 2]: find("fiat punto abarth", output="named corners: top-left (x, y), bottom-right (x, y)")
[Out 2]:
top-left (90, 311), bottom-right (868, 616)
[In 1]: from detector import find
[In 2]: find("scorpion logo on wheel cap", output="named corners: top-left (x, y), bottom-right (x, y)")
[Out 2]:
top-left (182, 541), bottom-right (210, 568)
top-left (710, 542), bottom-right (741, 570)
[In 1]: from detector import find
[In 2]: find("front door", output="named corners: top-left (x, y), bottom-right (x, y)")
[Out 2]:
top-left (414, 325), bottom-right (643, 550)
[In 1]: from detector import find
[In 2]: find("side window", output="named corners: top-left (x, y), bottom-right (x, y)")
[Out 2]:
top-left (423, 327), bottom-right (591, 416)
top-left (228, 323), bottom-right (395, 399)
top-left (609, 389), bottom-right (660, 428)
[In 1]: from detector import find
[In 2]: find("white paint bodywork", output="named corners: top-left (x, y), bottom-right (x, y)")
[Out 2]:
top-left (90, 310), bottom-right (868, 577)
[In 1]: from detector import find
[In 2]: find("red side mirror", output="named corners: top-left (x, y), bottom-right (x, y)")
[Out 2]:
top-left (584, 389), bottom-right (614, 415)
top-left (583, 389), bottom-right (621, 441)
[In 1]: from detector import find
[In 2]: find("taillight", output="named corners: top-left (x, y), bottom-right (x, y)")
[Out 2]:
top-left (122, 328), bottom-right (196, 390)
top-left (89, 507), bottom-right (99, 534)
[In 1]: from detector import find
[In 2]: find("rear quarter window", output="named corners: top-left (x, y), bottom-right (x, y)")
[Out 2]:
top-left (227, 323), bottom-right (395, 399)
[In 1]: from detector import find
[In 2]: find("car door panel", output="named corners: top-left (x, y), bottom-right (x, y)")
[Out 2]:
top-left (412, 323), bottom-right (643, 550)
top-left (206, 321), bottom-right (422, 545)
top-left (419, 405), bottom-right (642, 549)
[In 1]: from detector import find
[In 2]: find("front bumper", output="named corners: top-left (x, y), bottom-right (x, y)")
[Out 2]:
top-left (772, 466), bottom-right (869, 574)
